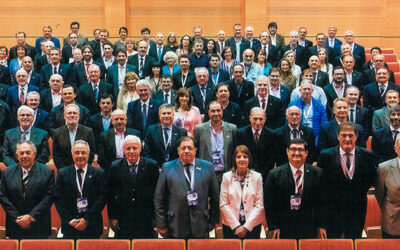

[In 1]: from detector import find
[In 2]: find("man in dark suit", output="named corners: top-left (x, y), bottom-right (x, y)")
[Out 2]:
top-left (215, 30), bottom-right (226, 60)
top-left (318, 122), bottom-right (377, 238)
top-left (343, 30), bottom-right (366, 72)
top-left (318, 98), bottom-right (366, 152)
top-left (26, 91), bottom-right (49, 131)
top-left (127, 41), bottom-right (155, 79)
top-left (363, 54), bottom-right (396, 84)
top-left (39, 48), bottom-right (71, 90)
top-left (190, 67), bottom-right (215, 115)
top-left (34, 40), bottom-right (51, 74)
top-left (154, 136), bottom-right (219, 238)
top-left (98, 109), bottom-right (141, 170)
top-left (236, 107), bottom-right (276, 180)
top-left (208, 54), bottom-right (230, 85)
top-left (225, 23), bottom-right (250, 62)
top-left (254, 31), bottom-right (280, 67)
top-left (39, 74), bottom-right (63, 112)
top-left (106, 50), bottom-right (137, 97)
top-left (275, 106), bottom-right (317, 165)
top-left (298, 27), bottom-right (313, 48)
top-left (343, 55), bottom-right (365, 91)
top-left (243, 75), bottom-right (284, 129)
top-left (281, 31), bottom-right (308, 69)
top-left (264, 138), bottom-right (326, 239)
top-left (54, 140), bottom-right (106, 239)
top-left (268, 22), bottom-right (285, 51)
top-left (172, 55), bottom-right (197, 90)
top-left (19, 56), bottom-right (41, 87)
top-left (0, 83), bottom-right (9, 101)
top-left (127, 80), bottom-right (162, 135)
top-left (9, 31), bottom-right (37, 61)
top-left (268, 67), bottom-right (292, 108)
top-left (308, 56), bottom-right (330, 88)
top-left (152, 75), bottom-right (177, 105)
top-left (52, 104), bottom-right (95, 169)
top-left (71, 45), bottom-right (105, 88)
top-left (149, 32), bottom-right (169, 65)
top-left (0, 64), bottom-right (11, 86)
top-left (323, 67), bottom-right (349, 109)
top-left (77, 64), bottom-right (113, 115)
top-left (62, 21), bottom-right (88, 48)
top-left (362, 47), bottom-right (381, 71)
top-left (96, 42), bottom-right (116, 71)
top-left (363, 67), bottom-right (400, 114)
top-left (245, 26), bottom-right (261, 51)
top-left (108, 135), bottom-right (159, 239)
top-left (0, 141), bottom-right (54, 239)
top-left (226, 64), bottom-right (254, 109)
top-left (307, 33), bottom-right (336, 64)
top-left (3, 105), bottom-right (49, 166)
top-left (61, 33), bottom-right (82, 64)
top-left (325, 26), bottom-right (342, 57)
top-left (92, 29), bottom-right (112, 62)
top-left (144, 104), bottom-right (187, 166)
top-left (88, 93), bottom-right (114, 149)
top-left (0, 99), bottom-right (11, 162)
top-left (345, 86), bottom-right (371, 135)
top-left (372, 104), bottom-right (400, 163)
top-left (140, 27), bottom-right (157, 56)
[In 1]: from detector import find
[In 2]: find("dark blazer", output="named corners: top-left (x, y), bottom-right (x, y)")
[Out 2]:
top-left (6, 84), bottom-right (40, 123)
top-left (172, 70), bottom-right (197, 90)
top-left (0, 65), bottom-right (11, 85)
top-left (33, 108), bottom-right (49, 131)
top-left (126, 98), bottom-right (162, 135)
top-left (52, 125), bottom-right (96, 169)
top-left (77, 80), bottom-right (113, 115)
top-left (143, 124), bottom-right (187, 166)
top-left (149, 45), bottom-right (170, 65)
top-left (253, 44), bottom-right (280, 67)
top-left (314, 70), bottom-right (330, 88)
top-left (264, 163), bottom-right (324, 239)
top-left (0, 100), bottom-right (11, 162)
top-left (226, 79), bottom-right (254, 109)
top-left (243, 95), bottom-right (284, 129)
top-left (363, 68), bottom-right (396, 85)
top-left (34, 54), bottom-right (49, 74)
top-left (27, 71), bottom-right (41, 88)
top-left (88, 113), bottom-right (113, 149)
top-left (351, 104), bottom-right (371, 136)
top-left (372, 126), bottom-right (396, 163)
top-left (71, 61), bottom-right (105, 88)
top-left (90, 40), bottom-right (101, 61)
top-left (39, 88), bottom-right (58, 112)
top-left (308, 46), bottom-right (335, 64)
top-left (39, 63), bottom-right (71, 90)
top-left (281, 45), bottom-right (308, 69)
top-left (362, 61), bottom-right (374, 71)
top-left (249, 38), bottom-right (261, 52)
top-left (208, 69), bottom-right (230, 85)
top-left (325, 37), bottom-right (342, 56)
top-left (272, 33), bottom-right (286, 51)
top-left (152, 89), bottom-right (177, 105)
top-left (127, 54), bottom-right (156, 79)
top-left (323, 83), bottom-right (350, 109)
top-left (318, 120), bottom-right (366, 152)
top-left (107, 157), bottom-right (159, 238)
top-left (274, 124), bottom-right (317, 165)
top-left (345, 70), bottom-right (365, 91)
top-left (54, 165), bottom-right (106, 238)
top-left (204, 101), bottom-right (244, 128)
top-left (299, 39), bottom-right (313, 48)
top-left (318, 146), bottom-right (377, 238)
top-left (97, 128), bottom-right (141, 170)
top-left (190, 83), bottom-right (215, 114)
top-left (236, 125), bottom-right (276, 180)
top-left (106, 64), bottom-right (137, 97)
top-left (61, 44), bottom-right (82, 64)
top-left (352, 43), bottom-right (366, 71)
top-left (0, 162), bottom-right (54, 239)
top-left (225, 37), bottom-right (250, 62)
top-left (48, 103), bottom-right (91, 131)
top-left (9, 43), bottom-right (37, 61)
top-left (363, 81), bottom-right (400, 113)
top-left (0, 83), bottom-right (9, 101)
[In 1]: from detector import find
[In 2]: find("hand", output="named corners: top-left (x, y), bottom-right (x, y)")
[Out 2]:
top-left (69, 219), bottom-right (79, 227)
top-left (318, 228), bottom-right (327, 239)
top-left (157, 227), bottom-right (168, 238)
top-left (235, 226), bottom-right (247, 238)
top-left (110, 219), bottom-right (119, 232)
top-left (75, 218), bottom-right (88, 231)
top-left (16, 215), bottom-right (33, 229)
top-left (270, 229), bottom-right (280, 239)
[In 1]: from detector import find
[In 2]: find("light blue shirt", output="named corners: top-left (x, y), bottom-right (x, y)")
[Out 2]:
top-left (210, 125), bottom-right (224, 172)
top-left (291, 86), bottom-right (327, 107)
top-left (302, 103), bottom-right (314, 129)
top-left (241, 62), bottom-right (263, 83)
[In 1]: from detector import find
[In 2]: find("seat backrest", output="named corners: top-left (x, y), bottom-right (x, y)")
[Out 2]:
top-left (364, 195), bottom-right (382, 228)
top-left (0, 240), bottom-right (18, 250)
top-left (299, 239), bottom-right (353, 250)
top-left (188, 239), bottom-right (241, 250)
top-left (244, 239), bottom-right (296, 250)
top-left (395, 72), bottom-right (400, 85)
top-left (132, 239), bottom-right (185, 250)
top-left (51, 204), bottom-right (61, 229)
top-left (356, 239), bottom-right (400, 250)
top-left (77, 240), bottom-right (130, 250)
top-left (20, 240), bottom-right (74, 250)
top-left (387, 62), bottom-right (400, 72)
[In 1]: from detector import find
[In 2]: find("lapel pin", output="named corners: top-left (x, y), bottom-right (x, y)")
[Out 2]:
top-left (89, 175), bottom-right (93, 178)
top-left (196, 167), bottom-right (201, 171)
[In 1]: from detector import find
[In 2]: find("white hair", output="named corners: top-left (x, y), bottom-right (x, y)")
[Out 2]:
top-left (17, 105), bottom-right (34, 116)
top-left (124, 135), bottom-right (141, 146)
top-left (290, 30), bottom-right (299, 36)
top-left (136, 79), bottom-right (151, 89)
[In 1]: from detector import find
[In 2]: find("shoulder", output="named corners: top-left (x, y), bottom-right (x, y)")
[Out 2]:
top-left (249, 170), bottom-right (262, 180)
top-left (224, 122), bottom-right (237, 130)
top-left (320, 146), bottom-right (338, 157)
top-left (5, 127), bottom-right (18, 136)
top-left (32, 127), bottom-right (48, 137)
top-left (196, 158), bottom-right (213, 169)
top-left (269, 163), bottom-right (289, 176)
top-left (110, 158), bottom-right (124, 169)
top-left (378, 158), bottom-right (397, 172)
top-left (237, 125), bottom-right (250, 134)
top-left (53, 125), bottom-right (67, 135)
top-left (89, 165), bottom-right (105, 175)
top-left (141, 157), bottom-right (158, 166)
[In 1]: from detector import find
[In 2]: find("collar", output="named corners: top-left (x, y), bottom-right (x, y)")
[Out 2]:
top-left (289, 163), bottom-right (305, 175)
top-left (118, 63), bottom-right (127, 68)
top-left (128, 157), bottom-right (140, 166)
top-left (52, 63), bottom-right (60, 68)
top-left (67, 124), bottom-right (78, 133)
top-left (339, 146), bottom-right (355, 156)
top-left (390, 125), bottom-right (400, 133)
top-left (251, 127), bottom-right (262, 135)
top-left (114, 128), bottom-right (126, 135)
top-left (91, 81), bottom-right (100, 86)
top-left (20, 126), bottom-right (32, 133)
top-left (161, 125), bottom-right (173, 130)
top-left (84, 59), bottom-right (94, 65)
top-left (288, 124), bottom-right (300, 131)
top-left (180, 159), bottom-right (195, 167)
top-left (163, 89), bottom-right (172, 95)
top-left (141, 99), bottom-right (150, 107)
top-left (74, 164), bottom-right (88, 173)
top-left (21, 164), bottom-right (33, 172)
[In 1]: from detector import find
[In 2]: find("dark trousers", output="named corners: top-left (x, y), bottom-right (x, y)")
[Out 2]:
top-left (222, 224), bottom-right (261, 239)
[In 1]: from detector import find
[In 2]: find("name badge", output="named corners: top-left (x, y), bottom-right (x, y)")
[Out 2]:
top-left (303, 121), bottom-right (310, 127)
top-left (290, 194), bottom-right (301, 211)
top-left (77, 197), bottom-right (88, 213)
top-left (187, 191), bottom-right (198, 207)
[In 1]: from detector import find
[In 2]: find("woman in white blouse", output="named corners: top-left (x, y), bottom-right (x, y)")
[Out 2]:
top-left (117, 72), bottom-right (140, 113)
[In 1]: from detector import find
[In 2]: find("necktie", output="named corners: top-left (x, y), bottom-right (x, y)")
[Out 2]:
top-left (164, 93), bottom-right (169, 104)
top-left (158, 46), bottom-right (162, 62)
top-left (350, 108), bottom-right (355, 122)
top-left (53, 66), bottom-right (57, 75)
top-left (345, 153), bottom-right (351, 170)
top-left (129, 164), bottom-right (137, 187)
top-left (21, 130), bottom-right (27, 141)
top-left (330, 39), bottom-right (334, 47)
top-left (142, 103), bottom-right (148, 128)
top-left (85, 63), bottom-right (90, 77)
top-left (182, 74), bottom-right (187, 86)
top-left (312, 71), bottom-right (317, 85)
top-left (164, 127), bottom-right (170, 147)
top-left (22, 169), bottom-right (29, 191)
top-left (254, 131), bottom-right (259, 144)
top-left (261, 98), bottom-right (266, 110)
top-left (139, 57), bottom-right (144, 78)
top-left (93, 84), bottom-right (99, 103)
top-left (380, 84), bottom-right (385, 95)
top-left (184, 164), bottom-right (191, 184)
top-left (292, 129), bottom-right (299, 139)
top-left (19, 87), bottom-right (25, 104)
top-left (295, 169), bottom-right (303, 195)
top-left (77, 169), bottom-right (84, 189)
top-left (393, 130), bottom-right (399, 142)
top-left (201, 86), bottom-right (206, 109)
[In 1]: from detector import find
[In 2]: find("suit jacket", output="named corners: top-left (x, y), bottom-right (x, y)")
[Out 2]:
top-left (106, 64), bottom-right (137, 97)
top-left (107, 157), bottom-right (160, 238)
top-left (264, 163), bottom-right (324, 239)
top-left (226, 79), bottom-right (254, 109)
top-left (48, 103), bottom-right (91, 131)
top-left (325, 37), bottom-right (342, 56)
top-left (352, 43), bottom-right (366, 71)
top-left (314, 70), bottom-right (330, 88)
top-left (149, 45), bottom-right (170, 65)
top-left (372, 107), bottom-right (390, 130)
top-left (372, 126), bottom-right (396, 163)
top-left (98, 128), bottom-right (141, 170)
top-left (61, 44), bottom-right (82, 64)
top-left (308, 46), bottom-right (335, 64)
top-left (376, 158), bottom-right (400, 235)
top-left (39, 88), bottom-right (57, 112)
top-left (351, 104), bottom-right (371, 136)
top-left (243, 95), bottom-right (284, 129)
top-left (274, 125), bottom-right (317, 165)
top-left (323, 83), bottom-right (350, 109)
top-left (39, 63), bottom-right (71, 90)
top-left (220, 170), bottom-right (264, 231)
top-left (363, 81), bottom-right (400, 114)
top-left (88, 113), bottom-right (113, 149)
top-left (154, 158), bottom-right (219, 238)
top-left (27, 71), bottom-right (41, 88)
top-left (190, 83), bottom-right (215, 114)
top-left (77, 80), bottom-right (113, 115)
top-left (208, 69), bottom-right (230, 85)
top-left (345, 70), bottom-right (365, 91)
top-left (34, 54), bottom-right (49, 74)
top-left (254, 43), bottom-right (280, 67)
top-left (0, 83), bottom-right (9, 101)
top-left (71, 61), bottom-right (105, 88)
top-left (236, 125), bottom-right (276, 180)
top-left (172, 70), bottom-right (197, 90)
top-left (54, 164), bottom-right (106, 238)
top-left (127, 54), bottom-right (156, 79)
top-left (225, 37), bottom-right (250, 62)
top-left (248, 38), bottom-right (261, 52)
top-left (52, 125), bottom-right (95, 169)
top-left (299, 39), bottom-right (313, 48)
top-left (152, 89), bottom-right (177, 105)
top-left (0, 65), bottom-right (11, 85)
top-left (143, 124), bottom-right (187, 166)
top-left (363, 68), bottom-right (396, 85)
top-left (0, 162), bottom-right (54, 239)
top-left (6, 84), bottom-right (40, 124)
top-left (9, 43), bottom-right (37, 61)
top-left (281, 45), bottom-right (308, 69)
top-left (272, 33), bottom-right (285, 51)
top-left (204, 101), bottom-right (244, 128)
top-left (126, 98), bottom-right (162, 135)
top-left (318, 146), bottom-right (377, 238)
top-left (0, 100), bottom-right (11, 162)
top-left (193, 121), bottom-right (237, 172)
top-left (33, 108), bottom-right (49, 131)
top-left (63, 34), bottom-right (88, 48)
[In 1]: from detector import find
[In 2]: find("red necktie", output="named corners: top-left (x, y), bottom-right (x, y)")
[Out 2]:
top-left (19, 88), bottom-right (25, 104)
top-left (254, 131), bottom-right (260, 144)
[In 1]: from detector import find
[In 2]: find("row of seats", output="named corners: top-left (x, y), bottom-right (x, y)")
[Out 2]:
top-left (0, 239), bottom-right (399, 250)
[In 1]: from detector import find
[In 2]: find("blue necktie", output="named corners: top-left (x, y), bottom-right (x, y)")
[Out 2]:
top-left (93, 84), bottom-right (99, 103)
top-left (139, 57), bottom-right (144, 78)
top-left (158, 46), bottom-right (162, 62)
top-left (142, 103), bottom-right (148, 129)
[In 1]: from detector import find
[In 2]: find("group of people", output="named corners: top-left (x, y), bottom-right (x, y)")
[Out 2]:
top-left (0, 20), bottom-right (399, 240)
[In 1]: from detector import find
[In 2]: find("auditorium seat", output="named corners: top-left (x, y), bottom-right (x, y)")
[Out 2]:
top-left (364, 195), bottom-right (382, 238)
top-left (20, 240), bottom-right (74, 250)
top-left (243, 239), bottom-right (296, 250)
top-left (365, 54), bottom-right (397, 62)
top-left (0, 240), bottom-right (18, 250)
top-left (101, 205), bottom-right (109, 239)
top-left (77, 240), bottom-right (130, 250)
top-left (0, 163), bottom-right (6, 171)
top-left (395, 72), bottom-right (400, 85)
top-left (299, 239), bottom-right (353, 250)
top-left (366, 136), bottom-right (372, 151)
top-left (188, 239), bottom-right (241, 250)
top-left (132, 239), bottom-right (185, 250)
top-left (48, 137), bottom-right (53, 161)
top-left (0, 205), bottom-right (6, 239)
top-left (356, 239), bottom-right (400, 250)
top-left (387, 62), bottom-right (400, 72)
top-left (366, 48), bottom-right (395, 54)
top-left (50, 204), bottom-right (61, 238)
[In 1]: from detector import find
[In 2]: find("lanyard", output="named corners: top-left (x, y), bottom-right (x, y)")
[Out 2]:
top-left (162, 128), bottom-right (172, 150)
top-left (212, 72), bottom-right (220, 85)
top-left (211, 129), bottom-right (223, 151)
top-left (303, 102), bottom-right (313, 121)
top-left (76, 171), bottom-right (85, 197)
top-left (183, 165), bottom-right (195, 191)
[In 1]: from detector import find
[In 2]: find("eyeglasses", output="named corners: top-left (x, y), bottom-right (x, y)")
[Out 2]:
top-left (288, 147), bottom-right (306, 152)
